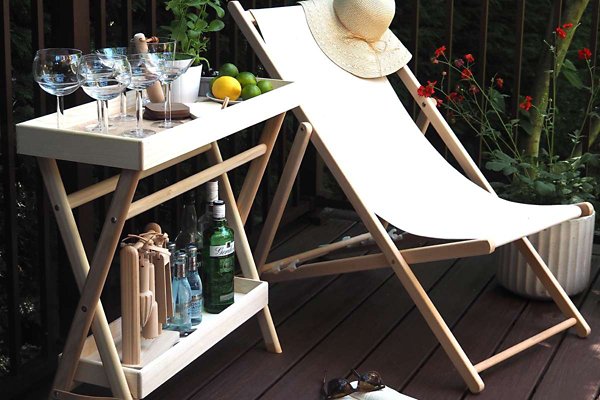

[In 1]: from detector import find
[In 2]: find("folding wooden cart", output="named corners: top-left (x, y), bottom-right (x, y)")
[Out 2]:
top-left (16, 79), bottom-right (299, 400)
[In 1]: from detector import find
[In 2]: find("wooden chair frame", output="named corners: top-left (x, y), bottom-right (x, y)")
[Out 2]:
top-left (229, 1), bottom-right (592, 393)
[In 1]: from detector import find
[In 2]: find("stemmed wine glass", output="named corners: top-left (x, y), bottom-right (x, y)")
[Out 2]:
top-left (124, 54), bottom-right (160, 138)
top-left (32, 48), bottom-right (82, 128)
top-left (78, 54), bottom-right (131, 134)
top-left (152, 53), bottom-right (194, 129)
top-left (95, 47), bottom-right (136, 122)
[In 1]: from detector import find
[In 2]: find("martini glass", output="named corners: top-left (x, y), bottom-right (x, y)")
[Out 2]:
top-left (78, 54), bottom-right (131, 134)
top-left (32, 48), bottom-right (82, 128)
top-left (123, 54), bottom-right (160, 138)
top-left (96, 47), bottom-right (136, 122)
top-left (153, 53), bottom-right (194, 128)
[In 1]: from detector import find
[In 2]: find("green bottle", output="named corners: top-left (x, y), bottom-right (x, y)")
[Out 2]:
top-left (203, 200), bottom-right (235, 313)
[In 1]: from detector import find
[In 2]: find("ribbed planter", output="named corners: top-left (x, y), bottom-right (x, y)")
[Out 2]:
top-left (497, 212), bottom-right (595, 299)
top-left (171, 64), bottom-right (202, 104)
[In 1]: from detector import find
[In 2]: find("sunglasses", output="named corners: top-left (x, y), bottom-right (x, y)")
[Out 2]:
top-left (322, 369), bottom-right (385, 399)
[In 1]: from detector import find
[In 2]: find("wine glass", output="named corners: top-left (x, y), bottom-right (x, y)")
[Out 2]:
top-left (124, 54), bottom-right (160, 138)
top-left (78, 54), bottom-right (131, 134)
top-left (95, 47), bottom-right (136, 122)
top-left (32, 48), bottom-right (82, 128)
top-left (153, 53), bottom-right (194, 129)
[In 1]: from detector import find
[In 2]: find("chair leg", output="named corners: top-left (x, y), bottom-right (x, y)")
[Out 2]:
top-left (515, 237), bottom-right (591, 337)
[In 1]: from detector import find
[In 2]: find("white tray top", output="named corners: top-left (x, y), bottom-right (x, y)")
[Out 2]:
top-left (16, 79), bottom-right (298, 171)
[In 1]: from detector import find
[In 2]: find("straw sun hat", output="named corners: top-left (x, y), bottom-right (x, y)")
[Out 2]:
top-left (300, 0), bottom-right (412, 78)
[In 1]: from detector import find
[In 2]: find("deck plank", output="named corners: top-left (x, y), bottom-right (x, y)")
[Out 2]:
top-left (462, 260), bottom-right (600, 399)
top-left (188, 269), bottom-right (394, 399)
top-left (532, 256), bottom-right (600, 400)
top-left (402, 279), bottom-right (526, 399)
top-left (259, 258), bottom-right (456, 399)
top-left (147, 218), bottom-right (356, 400)
top-left (353, 254), bottom-right (496, 391)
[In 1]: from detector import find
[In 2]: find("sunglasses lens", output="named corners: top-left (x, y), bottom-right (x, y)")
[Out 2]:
top-left (356, 371), bottom-right (385, 392)
top-left (326, 378), bottom-right (354, 399)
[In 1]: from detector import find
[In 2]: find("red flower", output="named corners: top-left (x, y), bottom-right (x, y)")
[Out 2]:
top-left (434, 97), bottom-right (443, 107)
top-left (464, 54), bottom-right (475, 63)
top-left (434, 45), bottom-right (447, 58)
top-left (469, 84), bottom-right (480, 95)
top-left (495, 77), bottom-right (504, 89)
top-left (563, 23), bottom-right (574, 30)
top-left (447, 92), bottom-right (464, 103)
top-left (454, 58), bottom-right (465, 68)
top-left (431, 57), bottom-right (440, 64)
top-left (461, 68), bottom-right (473, 80)
top-left (519, 95), bottom-right (533, 111)
top-left (555, 27), bottom-right (567, 39)
top-left (578, 47), bottom-right (592, 60)
top-left (417, 80), bottom-right (437, 98)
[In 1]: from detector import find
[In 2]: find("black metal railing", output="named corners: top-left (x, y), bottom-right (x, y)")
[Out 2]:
top-left (0, 1), bottom-right (598, 398)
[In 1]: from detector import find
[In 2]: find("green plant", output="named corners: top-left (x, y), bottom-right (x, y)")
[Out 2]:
top-left (419, 28), bottom-right (600, 207)
top-left (162, 0), bottom-right (225, 67)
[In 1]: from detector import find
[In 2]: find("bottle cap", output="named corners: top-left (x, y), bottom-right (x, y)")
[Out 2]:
top-left (213, 200), bottom-right (225, 219)
top-left (206, 181), bottom-right (218, 203)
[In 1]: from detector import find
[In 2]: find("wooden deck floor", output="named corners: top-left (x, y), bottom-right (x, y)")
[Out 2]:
top-left (25, 213), bottom-right (600, 400)
top-left (146, 214), bottom-right (600, 400)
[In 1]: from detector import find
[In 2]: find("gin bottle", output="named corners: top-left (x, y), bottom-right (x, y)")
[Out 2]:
top-left (186, 246), bottom-right (203, 325)
top-left (171, 253), bottom-right (192, 331)
top-left (203, 200), bottom-right (235, 313)
top-left (175, 192), bottom-right (201, 250)
top-left (198, 181), bottom-right (219, 250)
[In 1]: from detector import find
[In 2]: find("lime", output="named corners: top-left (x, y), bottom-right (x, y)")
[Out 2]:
top-left (212, 76), bottom-right (242, 101)
top-left (219, 63), bottom-right (239, 77)
top-left (236, 71), bottom-right (257, 87)
top-left (241, 84), bottom-right (261, 100)
top-left (257, 80), bottom-right (273, 94)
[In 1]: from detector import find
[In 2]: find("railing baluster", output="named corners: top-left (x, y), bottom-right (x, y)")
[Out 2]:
top-left (123, 0), bottom-right (133, 43)
top-left (93, 0), bottom-right (107, 49)
top-left (512, 0), bottom-right (526, 118)
top-left (0, 0), bottom-right (21, 376)
top-left (583, 0), bottom-right (599, 155)
top-left (410, 0), bottom-right (420, 118)
top-left (146, 0), bottom-right (157, 36)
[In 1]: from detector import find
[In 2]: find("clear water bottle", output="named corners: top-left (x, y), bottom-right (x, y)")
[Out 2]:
top-left (171, 253), bottom-right (192, 332)
top-left (186, 246), bottom-right (203, 325)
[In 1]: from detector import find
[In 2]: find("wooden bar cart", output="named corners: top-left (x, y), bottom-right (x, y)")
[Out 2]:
top-left (16, 79), bottom-right (299, 400)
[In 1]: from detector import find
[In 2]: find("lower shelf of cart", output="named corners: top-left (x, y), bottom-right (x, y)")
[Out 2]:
top-left (71, 277), bottom-right (268, 399)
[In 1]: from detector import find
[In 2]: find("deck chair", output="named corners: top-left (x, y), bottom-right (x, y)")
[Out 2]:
top-left (228, 1), bottom-right (592, 393)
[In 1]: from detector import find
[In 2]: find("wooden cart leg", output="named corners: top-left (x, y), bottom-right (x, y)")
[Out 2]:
top-left (207, 142), bottom-right (282, 353)
top-left (237, 112), bottom-right (286, 224)
top-left (515, 237), bottom-right (591, 337)
top-left (38, 158), bottom-right (140, 399)
top-left (254, 122), bottom-right (312, 272)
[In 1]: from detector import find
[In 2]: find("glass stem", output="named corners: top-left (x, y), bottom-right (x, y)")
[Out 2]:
top-left (165, 83), bottom-right (172, 126)
top-left (56, 95), bottom-right (64, 128)
top-left (101, 100), bottom-right (109, 133)
top-left (136, 90), bottom-right (143, 132)
top-left (120, 92), bottom-right (127, 117)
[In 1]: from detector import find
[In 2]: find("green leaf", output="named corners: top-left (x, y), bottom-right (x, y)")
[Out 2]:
top-left (207, 19), bottom-right (225, 32)
top-left (207, 3), bottom-right (225, 18)
top-left (489, 88), bottom-right (506, 114)
top-left (534, 181), bottom-right (556, 197)
top-left (486, 161), bottom-right (509, 172)
top-left (561, 59), bottom-right (584, 89)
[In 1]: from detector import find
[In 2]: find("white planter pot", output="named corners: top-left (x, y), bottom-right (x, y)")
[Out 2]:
top-left (497, 212), bottom-right (595, 299)
top-left (171, 64), bottom-right (202, 104)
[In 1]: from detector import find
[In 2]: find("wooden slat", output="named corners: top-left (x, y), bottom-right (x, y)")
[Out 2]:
top-left (123, 0), bottom-right (133, 44)
top-left (93, 0), bottom-right (107, 49)
top-left (532, 257), bottom-right (600, 399)
top-left (146, 218), bottom-right (357, 400)
top-left (32, 0), bottom-right (46, 116)
top-left (146, 0), bottom-right (157, 36)
top-left (512, 0), bottom-right (526, 118)
top-left (0, 0), bottom-right (21, 374)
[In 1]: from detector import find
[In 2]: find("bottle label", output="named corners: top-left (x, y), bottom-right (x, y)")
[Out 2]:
top-left (204, 254), bottom-right (235, 309)
top-left (209, 241), bottom-right (235, 257)
top-left (189, 297), bottom-right (202, 318)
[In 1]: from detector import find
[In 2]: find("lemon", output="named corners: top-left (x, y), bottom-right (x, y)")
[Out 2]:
top-left (219, 63), bottom-right (239, 77)
top-left (236, 71), bottom-right (257, 87)
top-left (257, 80), bottom-right (273, 94)
top-left (241, 84), bottom-right (261, 100)
top-left (212, 76), bottom-right (242, 101)
top-left (209, 76), bottom-right (219, 91)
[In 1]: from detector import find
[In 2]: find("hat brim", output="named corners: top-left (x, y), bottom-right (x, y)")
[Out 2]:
top-left (299, 0), bottom-right (412, 78)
